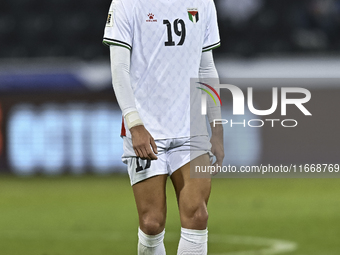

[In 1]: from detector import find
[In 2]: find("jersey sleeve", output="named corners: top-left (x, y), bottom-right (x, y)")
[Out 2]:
top-left (103, 0), bottom-right (133, 51)
top-left (202, 0), bottom-right (221, 52)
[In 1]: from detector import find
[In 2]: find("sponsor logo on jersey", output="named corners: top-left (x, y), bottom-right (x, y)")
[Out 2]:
top-left (187, 8), bottom-right (199, 23)
top-left (146, 13), bottom-right (157, 22)
top-left (106, 11), bottom-right (113, 27)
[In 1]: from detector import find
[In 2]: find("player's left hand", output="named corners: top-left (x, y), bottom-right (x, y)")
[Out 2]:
top-left (210, 123), bottom-right (224, 176)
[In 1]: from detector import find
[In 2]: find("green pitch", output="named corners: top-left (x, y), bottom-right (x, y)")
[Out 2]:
top-left (0, 175), bottom-right (339, 255)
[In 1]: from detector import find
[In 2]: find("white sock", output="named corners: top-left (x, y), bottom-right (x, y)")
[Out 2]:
top-left (138, 227), bottom-right (166, 255)
top-left (177, 228), bottom-right (208, 255)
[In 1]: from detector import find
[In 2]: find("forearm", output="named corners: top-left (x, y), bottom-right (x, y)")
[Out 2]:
top-left (110, 45), bottom-right (143, 129)
top-left (199, 50), bottom-right (221, 123)
top-left (210, 121), bottom-right (223, 136)
top-left (110, 46), bottom-right (157, 159)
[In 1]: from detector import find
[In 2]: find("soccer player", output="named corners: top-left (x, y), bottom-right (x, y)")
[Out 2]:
top-left (103, 0), bottom-right (224, 254)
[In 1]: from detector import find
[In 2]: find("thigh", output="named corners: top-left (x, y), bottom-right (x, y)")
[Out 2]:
top-left (170, 153), bottom-right (211, 229)
top-left (132, 174), bottom-right (168, 233)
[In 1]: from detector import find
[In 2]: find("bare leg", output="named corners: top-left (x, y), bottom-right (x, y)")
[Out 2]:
top-left (171, 154), bottom-right (211, 255)
top-left (171, 154), bottom-right (211, 230)
top-left (133, 175), bottom-right (168, 255)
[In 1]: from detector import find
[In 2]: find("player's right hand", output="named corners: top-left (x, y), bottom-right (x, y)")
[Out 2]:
top-left (130, 125), bottom-right (158, 160)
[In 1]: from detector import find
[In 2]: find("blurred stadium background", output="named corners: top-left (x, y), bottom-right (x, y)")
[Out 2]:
top-left (0, 0), bottom-right (340, 254)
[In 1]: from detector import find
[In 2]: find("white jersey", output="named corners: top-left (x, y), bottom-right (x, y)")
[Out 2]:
top-left (103, 0), bottom-right (220, 139)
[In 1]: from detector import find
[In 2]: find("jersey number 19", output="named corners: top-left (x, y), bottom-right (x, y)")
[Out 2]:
top-left (163, 19), bottom-right (186, 46)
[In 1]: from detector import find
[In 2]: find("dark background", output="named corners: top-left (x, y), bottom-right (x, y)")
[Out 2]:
top-left (1, 0), bottom-right (340, 59)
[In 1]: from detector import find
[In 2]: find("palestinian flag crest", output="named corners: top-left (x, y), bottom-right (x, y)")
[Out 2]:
top-left (188, 8), bottom-right (199, 23)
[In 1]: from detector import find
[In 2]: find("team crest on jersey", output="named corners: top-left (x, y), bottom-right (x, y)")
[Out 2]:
top-left (187, 8), bottom-right (199, 23)
top-left (146, 13), bottom-right (157, 22)
top-left (106, 11), bottom-right (113, 27)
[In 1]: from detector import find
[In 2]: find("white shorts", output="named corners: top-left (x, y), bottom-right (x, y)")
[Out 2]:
top-left (122, 136), bottom-right (212, 186)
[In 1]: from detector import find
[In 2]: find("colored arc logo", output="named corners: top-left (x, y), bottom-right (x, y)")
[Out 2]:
top-left (196, 82), bottom-right (222, 106)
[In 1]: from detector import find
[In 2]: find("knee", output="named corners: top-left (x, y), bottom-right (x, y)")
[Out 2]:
top-left (192, 206), bottom-right (209, 225)
top-left (140, 213), bottom-right (166, 235)
top-left (182, 204), bottom-right (209, 228)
